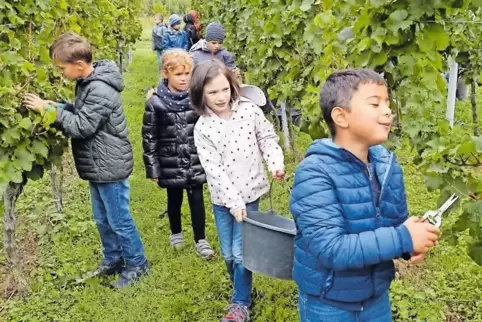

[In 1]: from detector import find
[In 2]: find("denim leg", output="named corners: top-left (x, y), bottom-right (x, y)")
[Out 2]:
top-left (231, 199), bottom-right (259, 307)
top-left (97, 180), bottom-right (146, 267)
top-left (156, 50), bottom-right (162, 71)
top-left (213, 204), bottom-right (234, 283)
top-left (89, 182), bottom-right (122, 263)
top-left (357, 291), bottom-right (392, 322)
top-left (298, 290), bottom-right (356, 322)
top-left (156, 50), bottom-right (163, 82)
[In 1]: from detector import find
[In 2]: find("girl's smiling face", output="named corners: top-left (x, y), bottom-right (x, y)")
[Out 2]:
top-left (203, 73), bottom-right (232, 117)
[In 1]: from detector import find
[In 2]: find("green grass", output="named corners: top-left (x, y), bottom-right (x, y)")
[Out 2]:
top-left (1, 19), bottom-right (481, 321)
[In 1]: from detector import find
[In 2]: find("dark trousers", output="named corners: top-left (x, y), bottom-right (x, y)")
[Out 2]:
top-left (166, 185), bottom-right (206, 242)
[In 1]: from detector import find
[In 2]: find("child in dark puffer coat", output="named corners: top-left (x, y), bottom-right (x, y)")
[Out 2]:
top-left (142, 49), bottom-right (214, 259)
top-left (183, 11), bottom-right (201, 50)
top-left (24, 33), bottom-right (149, 288)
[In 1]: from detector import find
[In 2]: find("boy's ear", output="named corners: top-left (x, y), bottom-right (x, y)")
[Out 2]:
top-left (161, 68), bottom-right (168, 80)
top-left (331, 106), bottom-right (349, 130)
top-left (75, 60), bottom-right (88, 70)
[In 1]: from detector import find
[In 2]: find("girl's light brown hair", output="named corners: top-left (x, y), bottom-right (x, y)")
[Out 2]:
top-left (49, 32), bottom-right (93, 63)
top-left (161, 49), bottom-right (193, 73)
top-left (190, 60), bottom-right (240, 116)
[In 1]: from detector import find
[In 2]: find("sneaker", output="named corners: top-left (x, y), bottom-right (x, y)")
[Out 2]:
top-left (195, 239), bottom-right (215, 259)
top-left (220, 304), bottom-right (250, 322)
top-left (111, 260), bottom-right (151, 289)
top-left (170, 232), bottom-right (185, 250)
top-left (76, 258), bottom-right (125, 282)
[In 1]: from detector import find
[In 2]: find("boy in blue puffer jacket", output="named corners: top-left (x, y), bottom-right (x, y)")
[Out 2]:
top-left (289, 69), bottom-right (441, 322)
top-left (163, 14), bottom-right (189, 52)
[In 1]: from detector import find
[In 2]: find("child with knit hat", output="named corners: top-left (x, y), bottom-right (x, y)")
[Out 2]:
top-left (162, 14), bottom-right (189, 52)
top-left (190, 22), bottom-right (237, 72)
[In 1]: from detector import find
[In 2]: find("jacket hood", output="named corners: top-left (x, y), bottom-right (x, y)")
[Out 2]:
top-left (305, 139), bottom-right (391, 164)
top-left (189, 39), bottom-right (229, 55)
top-left (189, 39), bottom-right (209, 52)
top-left (166, 27), bottom-right (184, 35)
top-left (183, 13), bottom-right (194, 24)
top-left (80, 60), bottom-right (124, 92)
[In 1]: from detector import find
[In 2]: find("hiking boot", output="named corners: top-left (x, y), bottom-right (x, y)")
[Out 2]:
top-left (220, 304), bottom-right (250, 322)
top-left (195, 239), bottom-right (215, 259)
top-left (170, 232), bottom-right (185, 250)
top-left (111, 260), bottom-right (151, 289)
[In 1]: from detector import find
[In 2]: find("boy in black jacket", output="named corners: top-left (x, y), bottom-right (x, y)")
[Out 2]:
top-left (24, 32), bottom-right (149, 288)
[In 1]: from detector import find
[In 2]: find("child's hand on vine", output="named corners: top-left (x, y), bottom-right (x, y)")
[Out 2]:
top-left (23, 93), bottom-right (49, 112)
top-left (272, 170), bottom-right (285, 181)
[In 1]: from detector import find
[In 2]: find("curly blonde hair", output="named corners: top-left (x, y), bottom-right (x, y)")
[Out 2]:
top-left (161, 49), bottom-right (193, 73)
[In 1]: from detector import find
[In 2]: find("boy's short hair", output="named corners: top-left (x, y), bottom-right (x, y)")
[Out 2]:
top-left (162, 49), bottom-right (192, 72)
top-left (190, 60), bottom-right (240, 116)
top-left (155, 14), bottom-right (164, 21)
top-left (319, 68), bottom-right (387, 137)
top-left (49, 32), bottom-right (93, 64)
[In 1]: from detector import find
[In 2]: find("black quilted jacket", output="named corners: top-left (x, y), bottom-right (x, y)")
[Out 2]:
top-left (142, 90), bottom-right (206, 188)
top-left (56, 60), bottom-right (133, 182)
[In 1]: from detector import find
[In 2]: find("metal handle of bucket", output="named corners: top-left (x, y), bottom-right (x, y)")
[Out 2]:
top-left (268, 176), bottom-right (293, 211)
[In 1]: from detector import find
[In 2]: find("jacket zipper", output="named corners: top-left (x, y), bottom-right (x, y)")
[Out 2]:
top-left (346, 151), bottom-right (395, 223)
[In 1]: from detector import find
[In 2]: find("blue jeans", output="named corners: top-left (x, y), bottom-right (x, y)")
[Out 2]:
top-left (212, 200), bottom-right (260, 307)
top-left (156, 50), bottom-right (162, 71)
top-left (89, 180), bottom-right (146, 268)
top-left (299, 290), bottom-right (392, 322)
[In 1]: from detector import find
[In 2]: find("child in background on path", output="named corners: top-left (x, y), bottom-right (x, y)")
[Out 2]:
top-left (162, 14), bottom-right (189, 52)
top-left (189, 22), bottom-right (242, 81)
top-left (152, 14), bottom-right (167, 71)
top-left (183, 10), bottom-right (201, 51)
top-left (290, 69), bottom-right (441, 322)
top-left (191, 60), bottom-right (284, 322)
top-left (142, 49), bottom-right (214, 259)
top-left (24, 33), bottom-right (149, 288)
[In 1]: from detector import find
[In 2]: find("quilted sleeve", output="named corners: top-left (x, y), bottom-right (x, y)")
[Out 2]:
top-left (56, 83), bottom-right (115, 139)
top-left (142, 98), bottom-right (161, 179)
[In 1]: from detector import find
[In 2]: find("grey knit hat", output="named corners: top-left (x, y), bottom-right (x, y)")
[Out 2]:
top-left (206, 22), bottom-right (225, 43)
top-left (169, 14), bottom-right (181, 26)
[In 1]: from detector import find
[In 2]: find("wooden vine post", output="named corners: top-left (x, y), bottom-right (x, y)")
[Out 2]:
top-left (2, 182), bottom-right (27, 294)
top-left (279, 102), bottom-right (292, 153)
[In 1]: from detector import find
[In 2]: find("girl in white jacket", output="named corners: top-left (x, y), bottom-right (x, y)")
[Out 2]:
top-left (191, 59), bottom-right (284, 322)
